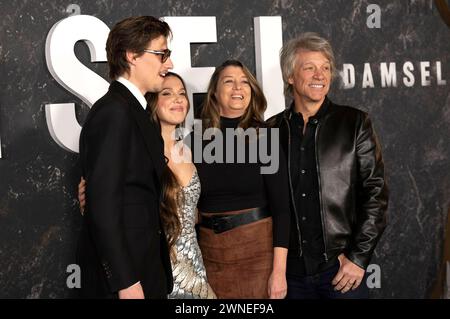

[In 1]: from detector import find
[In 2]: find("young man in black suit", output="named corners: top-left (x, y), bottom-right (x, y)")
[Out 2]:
top-left (77, 16), bottom-right (174, 299)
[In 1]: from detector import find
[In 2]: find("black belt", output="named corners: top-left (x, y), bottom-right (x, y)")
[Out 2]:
top-left (200, 207), bottom-right (271, 234)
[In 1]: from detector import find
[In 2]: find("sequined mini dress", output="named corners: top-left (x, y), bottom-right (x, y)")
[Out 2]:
top-left (168, 170), bottom-right (216, 299)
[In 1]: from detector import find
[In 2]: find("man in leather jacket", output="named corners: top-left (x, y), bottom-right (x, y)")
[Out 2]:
top-left (268, 33), bottom-right (388, 298)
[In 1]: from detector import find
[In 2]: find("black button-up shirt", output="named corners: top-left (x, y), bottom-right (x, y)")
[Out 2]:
top-left (287, 98), bottom-right (337, 277)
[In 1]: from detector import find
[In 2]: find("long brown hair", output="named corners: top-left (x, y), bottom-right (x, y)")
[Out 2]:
top-left (200, 60), bottom-right (267, 130)
top-left (159, 165), bottom-right (182, 259)
top-left (145, 72), bottom-right (190, 257)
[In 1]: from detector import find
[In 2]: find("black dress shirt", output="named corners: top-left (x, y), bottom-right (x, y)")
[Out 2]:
top-left (287, 99), bottom-right (338, 277)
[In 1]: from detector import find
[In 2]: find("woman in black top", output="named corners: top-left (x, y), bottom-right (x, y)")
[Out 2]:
top-left (192, 60), bottom-right (291, 298)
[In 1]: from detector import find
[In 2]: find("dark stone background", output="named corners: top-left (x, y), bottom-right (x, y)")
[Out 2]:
top-left (0, 0), bottom-right (449, 298)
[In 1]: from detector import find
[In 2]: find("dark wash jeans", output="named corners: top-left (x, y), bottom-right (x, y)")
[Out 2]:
top-left (286, 262), bottom-right (369, 299)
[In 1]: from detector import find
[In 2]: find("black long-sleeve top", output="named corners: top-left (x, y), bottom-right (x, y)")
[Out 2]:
top-left (189, 116), bottom-right (291, 248)
top-left (287, 102), bottom-right (338, 277)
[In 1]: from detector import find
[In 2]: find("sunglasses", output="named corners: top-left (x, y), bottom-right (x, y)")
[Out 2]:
top-left (142, 48), bottom-right (171, 63)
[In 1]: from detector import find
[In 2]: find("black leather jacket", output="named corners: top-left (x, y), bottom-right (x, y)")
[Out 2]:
top-left (268, 97), bottom-right (388, 269)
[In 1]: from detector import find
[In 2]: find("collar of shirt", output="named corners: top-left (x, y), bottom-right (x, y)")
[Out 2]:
top-left (290, 96), bottom-right (331, 126)
top-left (116, 76), bottom-right (147, 110)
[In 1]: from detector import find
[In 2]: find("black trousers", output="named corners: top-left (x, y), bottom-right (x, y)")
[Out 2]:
top-left (286, 262), bottom-right (369, 299)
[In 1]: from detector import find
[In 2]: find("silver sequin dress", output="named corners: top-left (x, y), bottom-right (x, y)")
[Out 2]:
top-left (168, 170), bottom-right (217, 299)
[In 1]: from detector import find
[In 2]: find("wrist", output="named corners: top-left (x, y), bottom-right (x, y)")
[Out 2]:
top-left (271, 266), bottom-right (286, 275)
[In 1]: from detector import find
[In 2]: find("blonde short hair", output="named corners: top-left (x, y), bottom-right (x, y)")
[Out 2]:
top-left (280, 32), bottom-right (336, 97)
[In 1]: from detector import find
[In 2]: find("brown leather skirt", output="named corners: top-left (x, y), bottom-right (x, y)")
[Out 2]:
top-left (198, 212), bottom-right (273, 299)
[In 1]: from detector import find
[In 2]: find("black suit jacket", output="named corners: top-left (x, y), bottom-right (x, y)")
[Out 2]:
top-left (77, 81), bottom-right (173, 298)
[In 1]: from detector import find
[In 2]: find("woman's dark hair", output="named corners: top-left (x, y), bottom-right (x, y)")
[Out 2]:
top-left (200, 60), bottom-right (267, 130)
top-left (146, 72), bottom-right (190, 125)
top-left (145, 72), bottom-right (190, 257)
top-left (159, 165), bottom-right (182, 259)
